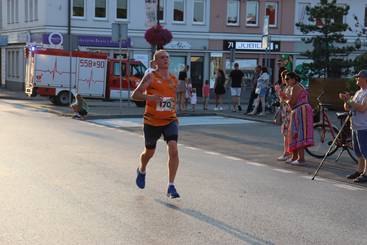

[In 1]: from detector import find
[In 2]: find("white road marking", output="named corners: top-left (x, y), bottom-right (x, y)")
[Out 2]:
top-left (334, 184), bottom-right (364, 191)
top-left (224, 156), bottom-right (242, 161)
top-left (185, 146), bottom-right (199, 151)
top-left (85, 118), bottom-right (366, 192)
top-left (204, 151), bottom-right (221, 156)
top-left (272, 168), bottom-right (295, 174)
top-left (243, 160), bottom-right (266, 167)
top-left (90, 116), bottom-right (257, 128)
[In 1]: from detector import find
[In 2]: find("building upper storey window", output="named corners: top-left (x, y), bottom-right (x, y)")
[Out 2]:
top-left (193, 0), bottom-right (205, 24)
top-left (95, 0), bottom-right (107, 19)
top-left (116, 0), bottom-right (127, 20)
top-left (173, 0), bottom-right (185, 23)
top-left (297, 2), bottom-right (310, 25)
top-left (265, 2), bottom-right (277, 27)
top-left (227, 0), bottom-right (239, 26)
top-left (72, 0), bottom-right (85, 18)
top-left (7, 0), bottom-right (19, 24)
top-left (365, 5), bottom-right (367, 28)
top-left (246, 1), bottom-right (258, 26)
top-left (158, 0), bottom-right (165, 22)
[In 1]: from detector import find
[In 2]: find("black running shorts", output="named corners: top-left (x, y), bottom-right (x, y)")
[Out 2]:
top-left (143, 121), bottom-right (178, 149)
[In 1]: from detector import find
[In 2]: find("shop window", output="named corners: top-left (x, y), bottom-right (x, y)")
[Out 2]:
top-left (116, 0), bottom-right (127, 20)
top-left (246, 1), bottom-right (258, 26)
top-left (95, 0), bottom-right (107, 19)
top-left (265, 2), bottom-right (277, 27)
top-left (193, 0), bottom-right (205, 24)
top-left (169, 56), bottom-right (186, 77)
top-left (227, 0), bottom-right (239, 25)
top-left (173, 0), bottom-right (185, 23)
top-left (73, 0), bottom-right (85, 17)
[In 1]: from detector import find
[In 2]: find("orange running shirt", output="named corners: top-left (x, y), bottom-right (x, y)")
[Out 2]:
top-left (144, 71), bottom-right (178, 126)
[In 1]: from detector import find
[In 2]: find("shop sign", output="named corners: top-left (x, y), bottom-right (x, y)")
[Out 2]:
top-left (164, 41), bottom-right (191, 49)
top-left (223, 40), bottom-right (280, 52)
top-left (78, 35), bottom-right (131, 48)
top-left (0, 36), bottom-right (8, 46)
top-left (42, 33), bottom-right (63, 46)
top-left (211, 52), bottom-right (223, 57)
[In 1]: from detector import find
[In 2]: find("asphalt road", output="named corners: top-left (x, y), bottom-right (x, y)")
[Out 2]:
top-left (1, 99), bottom-right (367, 245)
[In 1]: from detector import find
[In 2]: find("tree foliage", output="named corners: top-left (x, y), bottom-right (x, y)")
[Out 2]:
top-left (296, 0), bottom-right (358, 78)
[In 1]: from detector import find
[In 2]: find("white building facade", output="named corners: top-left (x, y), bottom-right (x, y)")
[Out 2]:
top-left (0, 0), bottom-right (211, 91)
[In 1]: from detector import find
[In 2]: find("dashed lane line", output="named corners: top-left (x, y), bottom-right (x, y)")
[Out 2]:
top-left (272, 168), bottom-right (296, 174)
top-left (83, 118), bottom-right (366, 192)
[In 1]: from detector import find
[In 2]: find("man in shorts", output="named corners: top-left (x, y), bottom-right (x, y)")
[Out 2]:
top-left (229, 63), bottom-right (244, 112)
top-left (339, 70), bottom-right (367, 183)
top-left (131, 49), bottom-right (181, 198)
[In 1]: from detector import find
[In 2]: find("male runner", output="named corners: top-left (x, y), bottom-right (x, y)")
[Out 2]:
top-left (131, 50), bottom-right (180, 198)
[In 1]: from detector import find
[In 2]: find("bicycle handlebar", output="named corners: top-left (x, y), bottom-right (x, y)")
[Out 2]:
top-left (316, 90), bottom-right (325, 104)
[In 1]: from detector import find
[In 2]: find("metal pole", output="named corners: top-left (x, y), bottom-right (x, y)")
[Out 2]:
top-left (127, 42), bottom-right (130, 107)
top-left (119, 38), bottom-right (122, 114)
top-left (68, 0), bottom-right (72, 104)
top-left (312, 113), bottom-right (352, 180)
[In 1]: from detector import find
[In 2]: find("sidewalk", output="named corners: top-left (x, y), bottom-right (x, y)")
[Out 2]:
top-left (0, 88), bottom-right (278, 122)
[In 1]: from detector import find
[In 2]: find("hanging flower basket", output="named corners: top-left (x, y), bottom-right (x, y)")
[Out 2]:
top-left (144, 24), bottom-right (173, 50)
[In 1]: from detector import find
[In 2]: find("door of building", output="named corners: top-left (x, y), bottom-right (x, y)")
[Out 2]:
top-left (190, 56), bottom-right (204, 97)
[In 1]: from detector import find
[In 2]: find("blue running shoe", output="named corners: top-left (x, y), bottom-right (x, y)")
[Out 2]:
top-left (136, 168), bottom-right (145, 189)
top-left (167, 185), bottom-right (180, 199)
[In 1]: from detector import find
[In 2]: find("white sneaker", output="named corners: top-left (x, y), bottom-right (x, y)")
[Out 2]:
top-left (219, 106), bottom-right (223, 111)
top-left (277, 155), bottom-right (289, 161)
top-left (290, 160), bottom-right (306, 166)
top-left (259, 112), bottom-right (266, 116)
top-left (214, 107), bottom-right (219, 111)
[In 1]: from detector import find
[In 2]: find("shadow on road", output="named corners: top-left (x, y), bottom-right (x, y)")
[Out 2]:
top-left (155, 199), bottom-right (274, 245)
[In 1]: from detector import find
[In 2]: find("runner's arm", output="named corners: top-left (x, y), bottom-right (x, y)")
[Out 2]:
top-left (131, 74), bottom-right (151, 101)
top-left (131, 74), bottom-right (161, 102)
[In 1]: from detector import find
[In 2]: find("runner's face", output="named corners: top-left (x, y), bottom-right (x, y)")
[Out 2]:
top-left (156, 52), bottom-right (170, 69)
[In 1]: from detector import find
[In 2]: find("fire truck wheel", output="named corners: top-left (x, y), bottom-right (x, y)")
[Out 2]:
top-left (134, 100), bottom-right (146, 107)
top-left (56, 91), bottom-right (73, 106)
top-left (49, 96), bottom-right (58, 105)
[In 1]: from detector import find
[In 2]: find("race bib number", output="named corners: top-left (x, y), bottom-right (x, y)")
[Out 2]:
top-left (156, 97), bottom-right (175, 112)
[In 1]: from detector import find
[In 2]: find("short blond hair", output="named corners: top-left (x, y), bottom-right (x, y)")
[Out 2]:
top-left (153, 49), bottom-right (169, 61)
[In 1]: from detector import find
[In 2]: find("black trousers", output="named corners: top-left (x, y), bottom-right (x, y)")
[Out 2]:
top-left (246, 89), bottom-right (262, 113)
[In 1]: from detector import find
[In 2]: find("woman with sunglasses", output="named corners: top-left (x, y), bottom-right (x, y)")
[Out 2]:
top-left (283, 72), bottom-right (314, 165)
top-left (274, 70), bottom-right (292, 161)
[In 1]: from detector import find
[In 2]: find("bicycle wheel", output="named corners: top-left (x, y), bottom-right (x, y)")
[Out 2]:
top-left (305, 123), bottom-right (339, 158)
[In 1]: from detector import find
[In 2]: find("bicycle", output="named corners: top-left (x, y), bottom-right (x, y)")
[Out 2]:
top-left (305, 91), bottom-right (357, 163)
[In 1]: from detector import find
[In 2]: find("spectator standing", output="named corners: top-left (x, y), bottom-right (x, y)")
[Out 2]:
top-left (177, 65), bottom-right (189, 112)
top-left (229, 63), bottom-right (244, 112)
top-left (214, 69), bottom-right (226, 111)
top-left (191, 88), bottom-right (197, 112)
top-left (245, 65), bottom-right (262, 114)
top-left (285, 72), bottom-right (314, 165)
top-left (202, 80), bottom-right (210, 111)
top-left (249, 67), bottom-right (269, 116)
top-left (185, 78), bottom-right (192, 111)
top-left (274, 70), bottom-right (291, 161)
top-left (339, 70), bottom-right (367, 183)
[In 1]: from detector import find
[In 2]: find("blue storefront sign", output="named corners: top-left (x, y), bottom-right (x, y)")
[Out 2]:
top-left (78, 36), bottom-right (131, 48)
top-left (0, 36), bottom-right (8, 47)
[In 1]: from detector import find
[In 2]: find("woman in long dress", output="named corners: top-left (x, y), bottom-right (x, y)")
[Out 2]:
top-left (285, 72), bottom-right (314, 165)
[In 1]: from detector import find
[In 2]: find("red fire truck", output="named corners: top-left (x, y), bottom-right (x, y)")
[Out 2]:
top-left (25, 48), bottom-right (146, 106)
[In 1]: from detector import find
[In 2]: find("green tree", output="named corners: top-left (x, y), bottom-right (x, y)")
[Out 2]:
top-left (296, 0), bottom-right (358, 78)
